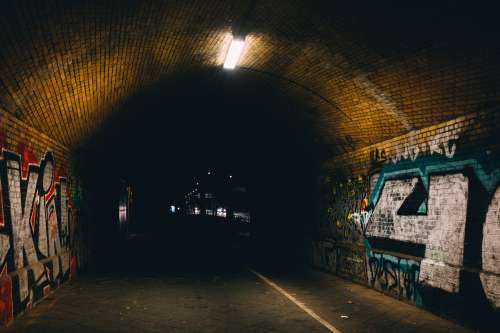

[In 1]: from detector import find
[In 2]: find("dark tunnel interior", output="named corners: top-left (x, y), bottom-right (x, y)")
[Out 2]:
top-left (75, 70), bottom-right (322, 274)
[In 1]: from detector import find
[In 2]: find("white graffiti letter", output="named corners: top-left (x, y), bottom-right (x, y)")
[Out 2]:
top-left (428, 139), bottom-right (443, 155)
top-left (6, 157), bottom-right (39, 269)
top-left (367, 174), bottom-right (468, 293)
top-left (0, 177), bottom-right (10, 266)
top-left (480, 187), bottom-right (500, 308)
top-left (47, 196), bottom-right (62, 257)
top-left (443, 135), bottom-right (458, 159)
top-left (37, 196), bottom-right (49, 257)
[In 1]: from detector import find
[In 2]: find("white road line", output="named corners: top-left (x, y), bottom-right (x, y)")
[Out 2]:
top-left (249, 269), bottom-right (342, 333)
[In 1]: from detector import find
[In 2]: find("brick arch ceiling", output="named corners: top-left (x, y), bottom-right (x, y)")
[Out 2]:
top-left (0, 0), bottom-right (498, 152)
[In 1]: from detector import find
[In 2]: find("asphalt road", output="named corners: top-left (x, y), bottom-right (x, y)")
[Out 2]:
top-left (4, 267), bottom-right (472, 333)
top-left (2, 221), bottom-right (476, 333)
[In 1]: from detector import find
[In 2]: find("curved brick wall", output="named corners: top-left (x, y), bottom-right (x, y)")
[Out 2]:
top-left (0, 0), bottom-right (498, 329)
top-left (0, 1), bottom-right (498, 152)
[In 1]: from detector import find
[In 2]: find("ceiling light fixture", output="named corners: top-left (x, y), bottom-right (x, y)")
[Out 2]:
top-left (223, 36), bottom-right (246, 70)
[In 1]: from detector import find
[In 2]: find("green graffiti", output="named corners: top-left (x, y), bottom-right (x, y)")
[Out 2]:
top-left (368, 152), bottom-right (499, 212)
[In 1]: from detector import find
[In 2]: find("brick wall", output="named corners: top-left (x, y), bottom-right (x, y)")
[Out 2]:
top-left (0, 106), bottom-right (86, 328)
top-left (313, 109), bottom-right (500, 326)
top-left (1, 1), bottom-right (498, 154)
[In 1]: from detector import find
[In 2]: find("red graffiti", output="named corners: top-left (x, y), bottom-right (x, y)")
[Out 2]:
top-left (0, 275), bottom-right (13, 328)
top-left (361, 198), bottom-right (368, 211)
top-left (70, 256), bottom-right (78, 279)
top-left (17, 143), bottom-right (37, 179)
top-left (0, 132), bottom-right (5, 150)
top-left (46, 166), bottom-right (69, 200)
top-left (55, 166), bottom-right (67, 180)
top-left (0, 183), bottom-right (3, 228)
top-left (43, 285), bottom-right (50, 297)
top-left (30, 197), bottom-right (37, 231)
top-left (49, 209), bottom-right (57, 242)
top-left (0, 133), bottom-right (5, 228)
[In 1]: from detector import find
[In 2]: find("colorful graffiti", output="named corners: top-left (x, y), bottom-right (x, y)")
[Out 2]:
top-left (0, 148), bottom-right (80, 327)
top-left (317, 149), bottom-right (499, 314)
top-left (327, 176), bottom-right (370, 243)
top-left (365, 246), bottom-right (422, 305)
top-left (368, 173), bottom-right (468, 293)
top-left (365, 153), bottom-right (499, 307)
top-left (315, 113), bottom-right (500, 328)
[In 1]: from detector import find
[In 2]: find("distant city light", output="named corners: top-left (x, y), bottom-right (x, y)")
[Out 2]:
top-left (233, 211), bottom-right (251, 223)
top-left (208, 171), bottom-right (211, 175)
top-left (119, 203), bottom-right (127, 223)
top-left (229, 175), bottom-right (233, 179)
top-left (223, 37), bottom-right (246, 70)
top-left (170, 205), bottom-right (176, 213)
top-left (217, 207), bottom-right (227, 218)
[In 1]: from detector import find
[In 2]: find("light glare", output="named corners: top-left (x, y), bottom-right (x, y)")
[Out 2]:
top-left (223, 38), bottom-right (245, 70)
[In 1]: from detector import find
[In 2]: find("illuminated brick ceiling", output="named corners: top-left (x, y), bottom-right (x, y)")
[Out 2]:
top-left (0, 1), bottom-right (498, 151)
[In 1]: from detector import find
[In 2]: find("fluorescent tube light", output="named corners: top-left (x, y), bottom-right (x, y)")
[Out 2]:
top-left (223, 37), bottom-right (245, 70)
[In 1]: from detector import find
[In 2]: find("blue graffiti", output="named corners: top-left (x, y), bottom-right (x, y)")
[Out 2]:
top-left (364, 151), bottom-right (499, 305)
top-left (368, 152), bottom-right (499, 213)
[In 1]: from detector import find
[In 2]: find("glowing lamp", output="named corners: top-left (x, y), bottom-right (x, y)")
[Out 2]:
top-left (223, 37), bottom-right (245, 70)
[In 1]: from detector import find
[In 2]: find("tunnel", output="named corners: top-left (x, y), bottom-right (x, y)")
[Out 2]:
top-left (0, 1), bottom-right (498, 332)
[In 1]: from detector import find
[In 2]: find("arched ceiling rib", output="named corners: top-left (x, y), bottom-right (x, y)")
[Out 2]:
top-left (0, 0), bottom-right (498, 152)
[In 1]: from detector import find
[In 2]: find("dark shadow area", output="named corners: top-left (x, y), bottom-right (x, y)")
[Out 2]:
top-left (74, 69), bottom-right (322, 275)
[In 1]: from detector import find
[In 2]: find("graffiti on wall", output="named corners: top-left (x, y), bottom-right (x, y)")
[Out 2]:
top-left (315, 174), bottom-right (371, 284)
top-left (390, 133), bottom-right (459, 164)
top-left (315, 114), bottom-right (500, 327)
top-left (312, 240), bottom-right (368, 283)
top-left (365, 153), bottom-right (499, 308)
top-left (481, 186), bottom-right (500, 308)
top-left (370, 128), bottom-right (461, 165)
top-left (365, 248), bottom-right (422, 304)
top-left (312, 240), bottom-right (336, 272)
top-left (318, 133), bottom-right (499, 312)
top-left (0, 147), bottom-right (79, 326)
top-left (327, 176), bottom-right (370, 243)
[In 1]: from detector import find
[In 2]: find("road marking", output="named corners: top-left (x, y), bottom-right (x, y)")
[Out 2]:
top-left (249, 269), bottom-right (342, 333)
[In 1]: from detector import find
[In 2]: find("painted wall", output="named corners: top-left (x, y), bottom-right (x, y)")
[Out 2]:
top-left (313, 110), bottom-right (500, 327)
top-left (0, 109), bottom-right (86, 328)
